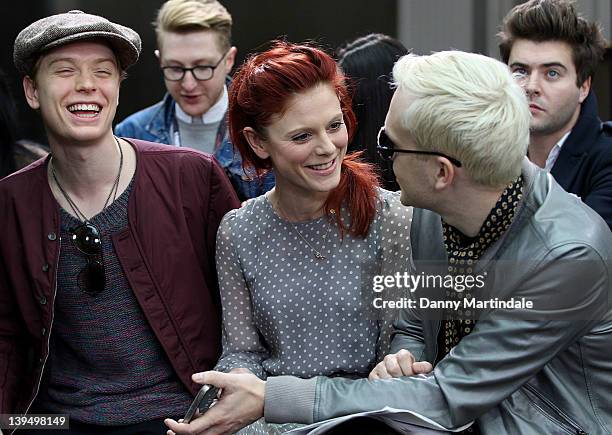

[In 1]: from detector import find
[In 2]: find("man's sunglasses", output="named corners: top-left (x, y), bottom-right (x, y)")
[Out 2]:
top-left (71, 222), bottom-right (105, 295)
top-left (376, 127), bottom-right (462, 167)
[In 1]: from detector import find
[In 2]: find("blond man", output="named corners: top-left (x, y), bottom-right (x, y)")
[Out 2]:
top-left (116, 0), bottom-right (274, 200)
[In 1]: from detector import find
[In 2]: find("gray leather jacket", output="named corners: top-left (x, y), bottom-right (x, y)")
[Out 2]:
top-left (264, 160), bottom-right (612, 434)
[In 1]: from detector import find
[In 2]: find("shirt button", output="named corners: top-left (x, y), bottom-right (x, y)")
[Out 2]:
top-left (42, 264), bottom-right (50, 272)
top-left (39, 295), bottom-right (47, 305)
top-left (47, 232), bottom-right (57, 241)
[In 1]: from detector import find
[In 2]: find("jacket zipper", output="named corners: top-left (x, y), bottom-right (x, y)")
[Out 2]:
top-left (524, 383), bottom-right (587, 434)
top-left (17, 236), bottom-right (61, 430)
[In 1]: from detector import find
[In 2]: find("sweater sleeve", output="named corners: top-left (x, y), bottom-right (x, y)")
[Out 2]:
top-left (213, 211), bottom-right (270, 379)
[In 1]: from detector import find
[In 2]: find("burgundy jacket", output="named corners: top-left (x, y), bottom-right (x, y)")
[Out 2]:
top-left (0, 139), bottom-right (240, 415)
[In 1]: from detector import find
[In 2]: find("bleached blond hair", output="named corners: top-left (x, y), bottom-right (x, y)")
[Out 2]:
top-left (392, 50), bottom-right (529, 188)
top-left (155, 0), bottom-right (232, 52)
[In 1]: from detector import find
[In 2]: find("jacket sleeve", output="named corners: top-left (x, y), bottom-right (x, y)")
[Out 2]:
top-left (389, 307), bottom-right (427, 361)
top-left (213, 211), bottom-right (269, 379)
top-left (0, 250), bottom-right (27, 414)
top-left (207, 157), bottom-right (240, 242)
top-left (264, 243), bottom-right (610, 428)
top-left (580, 149), bottom-right (612, 231)
top-left (227, 164), bottom-right (275, 201)
top-left (204, 158), bottom-right (240, 308)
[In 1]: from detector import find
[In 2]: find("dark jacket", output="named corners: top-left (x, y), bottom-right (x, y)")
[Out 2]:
top-left (551, 91), bottom-right (612, 230)
top-left (0, 139), bottom-right (240, 415)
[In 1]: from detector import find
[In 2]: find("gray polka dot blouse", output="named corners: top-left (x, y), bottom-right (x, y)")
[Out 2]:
top-left (214, 188), bottom-right (413, 380)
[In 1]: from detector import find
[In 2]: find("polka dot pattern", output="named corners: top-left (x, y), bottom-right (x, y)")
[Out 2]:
top-left (214, 189), bottom-right (412, 386)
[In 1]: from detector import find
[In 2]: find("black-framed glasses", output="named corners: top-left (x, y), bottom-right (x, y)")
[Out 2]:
top-left (71, 222), bottom-right (105, 295)
top-left (161, 49), bottom-right (229, 81)
top-left (376, 127), bottom-right (462, 167)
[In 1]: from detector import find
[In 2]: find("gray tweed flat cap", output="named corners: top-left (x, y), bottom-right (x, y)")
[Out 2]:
top-left (14, 10), bottom-right (141, 76)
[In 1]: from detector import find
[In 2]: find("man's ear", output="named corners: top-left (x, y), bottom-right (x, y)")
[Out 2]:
top-left (243, 127), bottom-right (270, 160)
top-left (224, 46), bottom-right (237, 74)
top-left (432, 157), bottom-right (455, 191)
top-left (578, 76), bottom-right (591, 103)
top-left (23, 75), bottom-right (40, 110)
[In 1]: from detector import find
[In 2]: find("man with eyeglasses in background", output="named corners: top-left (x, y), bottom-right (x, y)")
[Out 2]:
top-left (0, 10), bottom-right (239, 434)
top-left (115, 0), bottom-right (274, 200)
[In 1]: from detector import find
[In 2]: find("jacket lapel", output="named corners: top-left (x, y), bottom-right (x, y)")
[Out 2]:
top-left (550, 91), bottom-right (601, 191)
top-left (410, 208), bottom-right (447, 357)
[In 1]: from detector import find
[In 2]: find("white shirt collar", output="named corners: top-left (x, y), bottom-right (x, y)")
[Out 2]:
top-left (174, 85), bottom-right (228, 125)
top-left (544, 131), bottom-right (571, 172)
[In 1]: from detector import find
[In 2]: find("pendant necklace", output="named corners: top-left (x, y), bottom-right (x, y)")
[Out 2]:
top-left (50, 136), bottom-right (124, 222)
top-left (275, 197), bottom-right (334, 261)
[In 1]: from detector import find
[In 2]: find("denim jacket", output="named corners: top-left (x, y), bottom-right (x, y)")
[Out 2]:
top-left (115, 80), bottom-right (275, 200)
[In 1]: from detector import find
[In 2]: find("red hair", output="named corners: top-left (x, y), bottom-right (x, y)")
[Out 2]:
top-left (229, 41), bottom-right (380, 238)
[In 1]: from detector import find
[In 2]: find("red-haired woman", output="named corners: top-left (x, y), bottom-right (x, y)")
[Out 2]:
top-left (174, 41), bottom-right (412, 434)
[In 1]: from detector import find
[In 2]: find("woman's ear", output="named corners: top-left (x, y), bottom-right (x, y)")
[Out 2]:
top-left (243, 127), bottom-right (270, 160)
